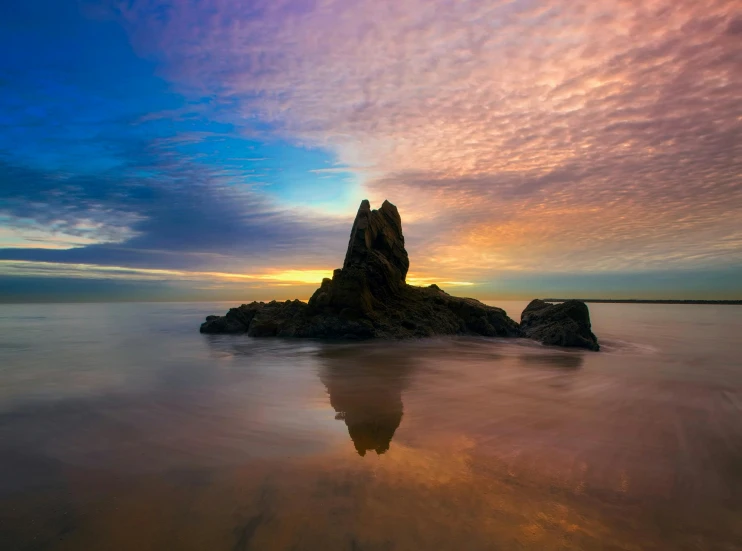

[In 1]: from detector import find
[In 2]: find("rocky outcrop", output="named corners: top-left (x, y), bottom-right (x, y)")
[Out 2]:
top-left (199, 299), bottom-right (377, 338)
top-left (307, 200), bottom-right (410, 317)
top-left (200, 200), bottom-right (599, 350)
top-left (199, 283), bottom-right (521, 339)
top-left (520, 299), bottom-right (600, 351)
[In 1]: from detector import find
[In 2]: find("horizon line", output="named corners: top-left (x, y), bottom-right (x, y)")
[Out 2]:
top-left (1, 297), bottom-right (741, 305)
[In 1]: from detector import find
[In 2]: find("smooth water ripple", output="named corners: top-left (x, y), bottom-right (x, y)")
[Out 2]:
top-left (0, 301), bottom-right (741, 550)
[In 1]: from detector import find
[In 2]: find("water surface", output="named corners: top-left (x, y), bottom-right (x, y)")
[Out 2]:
top-left (1, 301), bottom-right (741, 550)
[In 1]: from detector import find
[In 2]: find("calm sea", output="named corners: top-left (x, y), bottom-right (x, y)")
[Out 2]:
top-left (0, 301), bottom-right (741, 550)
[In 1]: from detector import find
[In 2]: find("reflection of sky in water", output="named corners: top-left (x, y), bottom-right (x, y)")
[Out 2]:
top-left (0, 302), bottom-right (741, 549)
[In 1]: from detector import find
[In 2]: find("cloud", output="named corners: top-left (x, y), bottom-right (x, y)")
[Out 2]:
top-left (0, 1), bottom-right (356, 285)
top-left (111, 0), bottom-right (742, 278)
top-left (2, 0), bottom-right (741, 299)
top-left (0, 145), bottom-right (350, 273)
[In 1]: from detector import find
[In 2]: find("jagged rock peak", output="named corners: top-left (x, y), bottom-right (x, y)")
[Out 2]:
top-left (342, 199), bottom-right (409, 282)
top-left (343, 199), bottom-right (371, 270)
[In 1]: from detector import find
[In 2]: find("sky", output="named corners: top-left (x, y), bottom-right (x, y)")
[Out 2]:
top-left (1, 0), bottom-right (741, 302)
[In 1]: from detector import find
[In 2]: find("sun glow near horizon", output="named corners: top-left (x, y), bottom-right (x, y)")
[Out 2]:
top-left (0, 260), bottom-right (477, 291)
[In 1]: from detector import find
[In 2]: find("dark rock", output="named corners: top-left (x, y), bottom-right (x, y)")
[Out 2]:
top-left (304, 199), bottom-right (520, 338)
top-left (309, 199), bottom-right (409, 317)
top-left (247, 300), bottom-right (308, 337)
top-left (520, 299), bottom-right (599, 351)
top-left (199, 199), bottom-right (600, 349)
top-left (200, 302), bottom-right (262, 334)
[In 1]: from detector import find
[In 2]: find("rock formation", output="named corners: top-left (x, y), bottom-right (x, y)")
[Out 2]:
top-left (200, 199), bottom-right (599, 350)
top-left (520, 299), bottom-right (600, 351)
top-left (308, 200), bottom-right (409, 317)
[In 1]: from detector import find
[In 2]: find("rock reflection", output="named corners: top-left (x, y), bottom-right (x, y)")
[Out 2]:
top-left (318, 345), bottom-right (416, 456)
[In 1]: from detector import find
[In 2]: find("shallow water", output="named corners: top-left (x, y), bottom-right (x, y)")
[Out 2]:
top-left (0, 301), bottom-right (741, 550)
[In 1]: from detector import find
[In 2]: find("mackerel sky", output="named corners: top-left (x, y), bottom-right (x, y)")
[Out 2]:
top-left (1, 0), bottom-right (741, 301)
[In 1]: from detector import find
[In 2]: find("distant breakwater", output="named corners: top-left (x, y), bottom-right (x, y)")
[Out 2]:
top-left (543, 299), bottom-right (742, 305)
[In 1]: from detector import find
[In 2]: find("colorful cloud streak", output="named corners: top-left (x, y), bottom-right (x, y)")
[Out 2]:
top-left (1, 0), bottom-right (741, 299)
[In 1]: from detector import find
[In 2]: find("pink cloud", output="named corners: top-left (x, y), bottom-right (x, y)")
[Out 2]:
top-left (114, 0), bottom-right (742, 277)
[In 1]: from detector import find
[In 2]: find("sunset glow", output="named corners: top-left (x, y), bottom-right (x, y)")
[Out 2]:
top-left (1, 0), bottom-right (740, 300)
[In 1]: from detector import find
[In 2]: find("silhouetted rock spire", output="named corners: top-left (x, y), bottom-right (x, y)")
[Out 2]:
top-left (309, 199), bottom-right (410, 316)
top-left (200, 199), bottom-right (599, 350)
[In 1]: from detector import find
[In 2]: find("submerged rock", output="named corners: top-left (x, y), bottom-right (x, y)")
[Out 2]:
top-left (200, 199), bottom-right (599, 349)
top-left (520, 299), bottom-right (599, 351)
